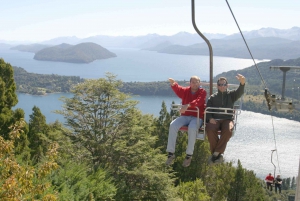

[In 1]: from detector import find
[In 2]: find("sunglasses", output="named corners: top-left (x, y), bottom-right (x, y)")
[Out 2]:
top-left (217, 83), bottom-right (227, 86)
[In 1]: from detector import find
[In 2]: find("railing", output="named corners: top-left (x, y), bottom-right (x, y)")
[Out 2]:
top-left (171, 103), bottom-right (242, 140)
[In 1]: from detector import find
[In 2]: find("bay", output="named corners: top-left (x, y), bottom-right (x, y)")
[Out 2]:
top-left (14, 93), bottom-right (300, 180)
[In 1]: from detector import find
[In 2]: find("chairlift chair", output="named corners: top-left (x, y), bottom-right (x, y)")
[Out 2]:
top-left (171, 96), bottom-right (242, 140)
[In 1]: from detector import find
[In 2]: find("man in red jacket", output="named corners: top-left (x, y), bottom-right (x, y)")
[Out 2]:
top-left (265, 173), bottom-right (274, 191)
top-left (166, 76), bottom-right (206, 167)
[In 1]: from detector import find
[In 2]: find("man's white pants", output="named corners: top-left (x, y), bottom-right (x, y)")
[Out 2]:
top-left (166, 116), bottom-right (203, 155)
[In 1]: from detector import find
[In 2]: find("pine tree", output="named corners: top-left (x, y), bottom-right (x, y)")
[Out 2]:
top-left (110, 109), bottom-right (177, 200)
top-left (291, 176), bottom-right (296, 190)
top-left (286, 177), bottom-right (291, 190)
top-left (0, 58), bottom-right (22, 139)
top-left (28, 106), bottom-right (50, 163)
top-left (228, 160), bottom-right (266, 201)
top-left (0, 58), bottom-right (30, 161)
top-left (152, 101), bottom-right (171, 152)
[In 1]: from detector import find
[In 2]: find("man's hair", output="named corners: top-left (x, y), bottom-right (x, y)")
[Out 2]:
top-left (217, 77), bottom-right (228, 84)
top-left (190, 76), bottom-right (200, 83)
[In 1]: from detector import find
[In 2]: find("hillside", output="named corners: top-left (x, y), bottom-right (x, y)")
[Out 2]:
top-left (146, 37), bottom-right (300, 60)
top-left (10, 43), bottom-right (50, 53)
top-left (33, 42), bottom-right (117, 63)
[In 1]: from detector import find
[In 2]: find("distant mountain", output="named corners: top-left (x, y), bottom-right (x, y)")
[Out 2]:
top-left (41, 36), bottom-right (81, 45)
top-left (10, 44), bottom-right (51, 53)
top-left (37, 32), bottom-right (228, 48)
top-left (150, 37), bottom-right (300, 60)
top-left (142, 41), bottom-right (173, 51)
top-left (223, 27), bottom-right (300, 40)
top-left (37, 27), bottom-right (298, 48)
top-left (34, 42), bottom-right (117, 63)
top-left (0, 43), bottom-right (12, 49)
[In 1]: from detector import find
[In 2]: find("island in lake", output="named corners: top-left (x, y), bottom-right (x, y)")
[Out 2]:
top-left (33, 42), bottom-right (116, 63)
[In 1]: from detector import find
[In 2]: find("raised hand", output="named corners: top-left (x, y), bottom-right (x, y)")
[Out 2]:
top-left (168, 78), bottom-right (175, 86)
top-left (236, 74), bottom-right (245, 85)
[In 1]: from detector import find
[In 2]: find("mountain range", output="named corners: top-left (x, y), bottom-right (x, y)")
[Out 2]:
top-left (4, 27), bottom-right (300, 60)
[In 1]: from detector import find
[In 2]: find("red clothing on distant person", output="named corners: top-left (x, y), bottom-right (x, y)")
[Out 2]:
top-left (265, 175), bottom-right (274, 182)
top-left (171, 82), bottom-right (206, 119)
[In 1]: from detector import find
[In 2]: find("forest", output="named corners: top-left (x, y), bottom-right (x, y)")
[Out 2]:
top-left (1, 58), bottom-right (297, 200)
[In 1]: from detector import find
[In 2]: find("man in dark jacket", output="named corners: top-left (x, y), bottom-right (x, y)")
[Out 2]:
top-left (274, 174), bottom-right (282, 193)
top-left (206, 74), bottom-right (245, 164)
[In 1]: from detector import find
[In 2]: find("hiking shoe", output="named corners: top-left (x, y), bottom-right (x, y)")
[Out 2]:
top-left (166, 153), bottom-right (175, 166)
top-left (208, 154), bottom-right (224, 165)
top-left (182, 155), bottom-right (192, 167)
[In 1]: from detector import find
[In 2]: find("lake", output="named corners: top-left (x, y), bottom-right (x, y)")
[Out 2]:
top-left (2, 47), bottom-right (298, 180)
top-left (1, 47), bottom-right (267, 82)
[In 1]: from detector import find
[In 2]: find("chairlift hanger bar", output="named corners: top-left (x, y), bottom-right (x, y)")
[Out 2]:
top-left (191, 0), bottom-right (213, 96)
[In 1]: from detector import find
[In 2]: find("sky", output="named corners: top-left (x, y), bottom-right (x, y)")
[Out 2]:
top-left (1, 0), bottom-right (299, 42)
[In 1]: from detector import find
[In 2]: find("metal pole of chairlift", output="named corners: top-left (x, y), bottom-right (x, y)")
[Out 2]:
top-left (295, 157), bottom-right (300, 201)
top-left (191, 0), bottom-right (213, 96)
top-left (270, 66), bottom-right (300, 100)
top-left (280, 67), bottom-right (290, 100)
top-left (271, 149), bottom-right (276, 181)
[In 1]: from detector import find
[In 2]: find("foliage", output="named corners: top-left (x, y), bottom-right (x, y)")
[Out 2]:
top-left (0, 119), bottom-right (58, 200)
top-left (56, 73), bottom-right (139, 165)
top-left (51, 160), bottom-right (116, 200)
top-left (0, 58), bottom-right (25, 139)
top-left (56, 73), bottom-right (178, 200)
top-left (28, 106), bottom-right (50, 163)
top-left (227, 160), bottom-right (266, 201)
top-left (177, 179), bottom-right (210, 201)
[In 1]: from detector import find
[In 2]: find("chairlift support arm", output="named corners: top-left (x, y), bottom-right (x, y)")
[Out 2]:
top-left (270, 66), bottom-right (300, 100)
top-left (271, 149), bottom-right (276, 180)
top-left (191, 0), bottom-right (213, 96)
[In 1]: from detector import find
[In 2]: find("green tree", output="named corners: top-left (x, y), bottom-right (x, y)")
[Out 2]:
top-left (51, 160), bottom-right (116, 200)
top-left (110, 109), bottom-right (177, 200)
top-left (0, 119), bottom-right (58, 200)
top-left (0, 58), bottom-right (23, 139)
top-left (291, 176), bottom-right (296, 190)
top-left (285, 177), bottom-right (291, 190)
top-left (177, 179), bottom-right (210, 201)
top-left (152, 101), bottom-right (171, 152)
top-left (57, 73), bottom-right (178, 200)
top-left (56, 73), bottom-right (139, 165)
top-left (28, 106), bottom-right (50, 163)
top-left (204, 163), bottom-right (235, 201)
top-left (228, 160), bottom-right (266, 201)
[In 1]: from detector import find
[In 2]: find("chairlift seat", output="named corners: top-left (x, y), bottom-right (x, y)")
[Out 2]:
top-left (171, 103), bottom-right (241, 140)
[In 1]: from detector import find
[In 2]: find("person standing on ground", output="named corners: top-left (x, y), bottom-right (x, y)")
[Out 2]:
top-left (166, 76), bottom-right (206, 167)
top-left (265, 173), bottom-right (275, 191)
top-left (274, 174), bottom-right (282, 193)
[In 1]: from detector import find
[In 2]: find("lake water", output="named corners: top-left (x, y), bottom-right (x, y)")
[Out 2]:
top-left (2, 48), bottom-right (298, 180)
top-left (1, 48), bottom-right (267, 82)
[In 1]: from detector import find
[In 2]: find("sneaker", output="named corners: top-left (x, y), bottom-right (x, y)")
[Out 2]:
top-left (208, 154), bottom-right (224, 165)
top-left (182, 155), bottom-right (192, 167)
top-left (166, 153), bottom-right (175, 166)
